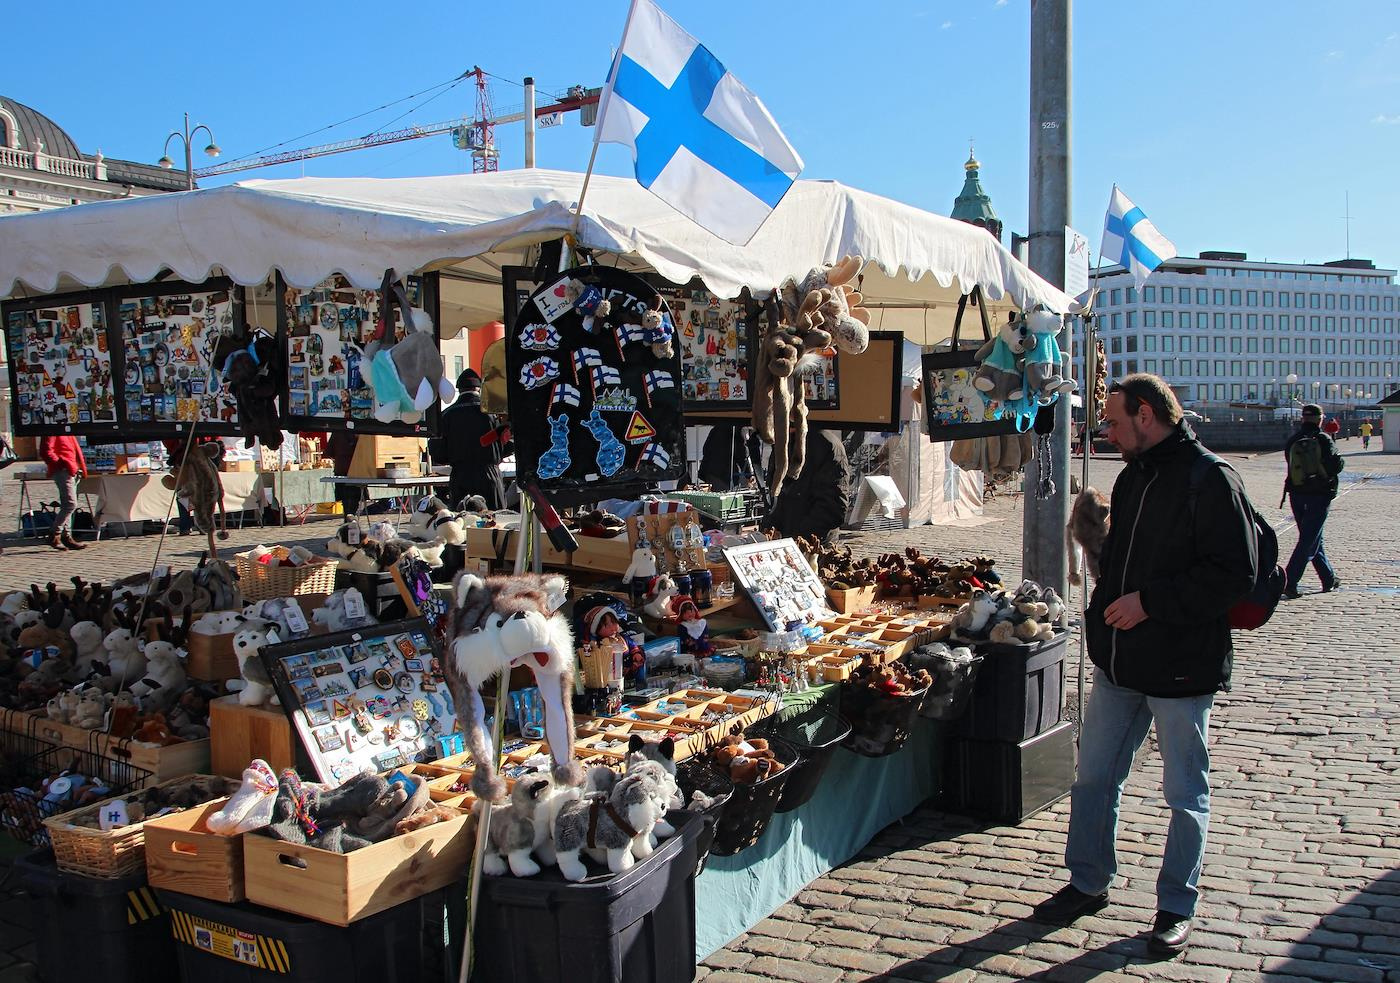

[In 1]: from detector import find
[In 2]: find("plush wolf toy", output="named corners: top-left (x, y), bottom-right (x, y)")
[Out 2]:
top-left (444, 573), bottom-right (579, 802)
top-left (552, 767), bottom-right (669, 881)
top-left (483, 773), bottom-right (555, 877)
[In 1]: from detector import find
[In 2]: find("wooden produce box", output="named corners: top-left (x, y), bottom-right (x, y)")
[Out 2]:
top-left (541, 532), bottom-right (635, 575)
top-left (348, 435), bottom-right (424, 479)
top-left (826, 585), bottom-right (877, 615)
top-left (242, 809), bottom-right (474, 926)
top-left (26, 712), bottom-right (210, 783)
top-left (208, 696), bottom-right (297, 779)
top-left (187, 595), bottom-right (328, 682)
top-left (143, 796), bottom-right (247, 902)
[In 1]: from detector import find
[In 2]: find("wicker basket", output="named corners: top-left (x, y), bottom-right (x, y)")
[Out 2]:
top-left (235, 551), bottom-right (338, 600)
top-left (43, 774), bottom-right (235, 878)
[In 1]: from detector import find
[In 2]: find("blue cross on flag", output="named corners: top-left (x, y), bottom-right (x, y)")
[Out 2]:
top-left (1102, 187), bottom-right (1177, 288)
top-left (597, 0), bottom-right (804, 245)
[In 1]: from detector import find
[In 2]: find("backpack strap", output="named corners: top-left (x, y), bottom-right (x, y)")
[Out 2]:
top-left (1185, 451), bottom-right (1228, 523)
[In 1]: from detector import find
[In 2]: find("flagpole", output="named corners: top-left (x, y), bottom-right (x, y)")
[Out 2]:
top-left (568, 0), bottom-right (640, 260)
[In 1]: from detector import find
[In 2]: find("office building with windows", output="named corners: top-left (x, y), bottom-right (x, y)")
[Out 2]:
top-left (1083, 252), bottom-right (1400, 411)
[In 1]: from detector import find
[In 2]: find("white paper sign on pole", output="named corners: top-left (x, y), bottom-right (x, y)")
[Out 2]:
top-left (1064, 225), bottom-right (1091, 301)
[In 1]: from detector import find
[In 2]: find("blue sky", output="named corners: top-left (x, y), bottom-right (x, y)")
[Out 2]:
top-left (6, 1), bottom-right (1398, 272)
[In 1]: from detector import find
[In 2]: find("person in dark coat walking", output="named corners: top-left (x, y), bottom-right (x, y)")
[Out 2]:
top-left (697, 424), bottom-right (759, 491)
top-left (1280, 403), bottom-right (1344, 597)
top-left (764, 427), bottom-right (850, 542)
top-left (428, 369), bottom-right (509, 510)
top-left (1032, 374), bottom-right (1258, 958)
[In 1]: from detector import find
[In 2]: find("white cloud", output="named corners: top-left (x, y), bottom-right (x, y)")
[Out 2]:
top-left (1373, 114), bottom-right (1400, 125)
top-left (942, 19), bottom-right (954, 29)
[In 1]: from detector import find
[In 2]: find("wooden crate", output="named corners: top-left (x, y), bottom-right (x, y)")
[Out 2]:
top-left (143, 796), bottom-right (247, 902)
top-left (26, 712), bottom-right (210, 783)
top-left (188, 596), bottom-right (329, 681)
top-left (826, 585), bottom-right (878, 615)
top-left (208, 696), bottom-right (297, 779)
top-left (242, 810), bottom-right (474, 926)
top-left (347, 435), bottom-right (425, 479)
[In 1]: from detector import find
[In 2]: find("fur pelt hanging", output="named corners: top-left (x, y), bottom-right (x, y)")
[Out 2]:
top-left (751, 255), bottom-right (872, 497)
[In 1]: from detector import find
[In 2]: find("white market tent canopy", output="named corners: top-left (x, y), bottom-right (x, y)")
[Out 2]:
top-left (0, 169), bottom-right (1071, 343)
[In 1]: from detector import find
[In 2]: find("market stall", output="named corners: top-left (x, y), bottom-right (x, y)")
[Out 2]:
top-left (0, 167), bottom-right (1076, 983)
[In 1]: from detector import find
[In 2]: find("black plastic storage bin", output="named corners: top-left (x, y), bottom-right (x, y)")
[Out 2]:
top-left (840, 683), bottom-right (930, 757)
top-left (474, 810), bottom-right (703, 983)
top-left (15, 848), bottom-right (179, 983)
top-left (909, 647), bottom-right (985, 721)
top-left (675, 758), bottom-right (733, 874)
top-left (753, 705), bottom-right (851, 812)
top-left (157, 887), bottom-right (444, 983)
top-left (942, 719), bottom-right (1076, 822)
top-left (953, 634), bottom-right (1066, 742)
top-left (708, 735), bottom-right (800, 856)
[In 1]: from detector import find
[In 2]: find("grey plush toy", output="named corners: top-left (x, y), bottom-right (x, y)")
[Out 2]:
top-left (483, 773), bottom-right (555, 877)
top-left (553, 768), bottom-right (669, 881)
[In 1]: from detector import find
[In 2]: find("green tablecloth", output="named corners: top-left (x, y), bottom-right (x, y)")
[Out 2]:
top-left (265, 468), bottom-right (336, 508)
top-left (694, 716), bottom-right (943, 960)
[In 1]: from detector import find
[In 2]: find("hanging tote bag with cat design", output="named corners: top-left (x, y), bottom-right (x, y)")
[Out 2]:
top-left (921, 287), bottom-right (1037, 442)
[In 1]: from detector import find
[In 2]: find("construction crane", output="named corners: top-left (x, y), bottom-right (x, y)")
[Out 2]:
top-left (196, 68), bottom-right (600, 180)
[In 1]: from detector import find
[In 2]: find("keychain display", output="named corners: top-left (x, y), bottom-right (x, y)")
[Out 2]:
top-left (118, 282), bottom-right (240, 428)
top-left (722, 538), bottom-right (836, 631)
top-left (260, 618), bottom-right (458, 783)
top-left (506, 267), bottom-right (684, 491)
top-left (4, 294), bottom-right (117, 430)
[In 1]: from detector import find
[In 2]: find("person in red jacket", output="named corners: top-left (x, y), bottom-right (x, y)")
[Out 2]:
top-left (38, 435), bottom-right (88, 551)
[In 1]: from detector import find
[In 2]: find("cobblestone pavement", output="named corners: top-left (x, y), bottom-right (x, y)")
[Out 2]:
top-left (0, 443), bottom-right (1395, 982)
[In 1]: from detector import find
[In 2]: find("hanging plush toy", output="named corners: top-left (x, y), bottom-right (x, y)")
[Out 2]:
top-left (1022, 306), bottom-right (1075, 404)
top-left (973, 314), bottom-right (1036, 403)
top-left (217, 330), bottom-right (284, 449)
top-left (358, 270), bottom-right (458, 424)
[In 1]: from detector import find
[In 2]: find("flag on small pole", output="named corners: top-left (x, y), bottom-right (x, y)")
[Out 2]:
top-left (593, 0), bottom-right (804, 244)
top-left (1101, 187), bottom-right (1177, 288)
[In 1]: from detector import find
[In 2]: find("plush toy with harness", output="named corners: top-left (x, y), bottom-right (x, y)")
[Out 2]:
top-left (217, 330), bottom-right (284, 449)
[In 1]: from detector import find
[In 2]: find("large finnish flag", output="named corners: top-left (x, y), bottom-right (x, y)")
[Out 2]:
top-left (597, 0), bottom-right (803, 245)
top-left (1102, 187), bottom-right (1177, 287)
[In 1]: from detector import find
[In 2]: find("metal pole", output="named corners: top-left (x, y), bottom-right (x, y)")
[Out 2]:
top-left (1023, 0), bottom-right (1072, 596)
top-left (524, 77), bottom-right (536, 168)
top-left (184, 113), bottom-right (194, 191)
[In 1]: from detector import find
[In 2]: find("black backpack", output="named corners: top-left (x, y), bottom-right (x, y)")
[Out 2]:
top-left (1187, 453), bottom-right (1286, 630)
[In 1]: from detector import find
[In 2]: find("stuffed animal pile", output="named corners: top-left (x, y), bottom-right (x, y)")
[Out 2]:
top-left (846, 660), bottom-right (934, 699)
top-left (331, 496), bottom-right (478, 574)
top-left (807, 542), bottom-right (1003, 602)
top-left (713, 734), bottom-right (787, 785)
top-left (951, 580), bottom-right (1066, 646)
top-left (252, 768), bottom-right (458, 853)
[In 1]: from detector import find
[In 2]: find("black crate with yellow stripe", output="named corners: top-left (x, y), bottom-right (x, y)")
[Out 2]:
top-left (157, 888), bottom-right (448, 982)
top-left (14, 849), bottom-right (178, 983)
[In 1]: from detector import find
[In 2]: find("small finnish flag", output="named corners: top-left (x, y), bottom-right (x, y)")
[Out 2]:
top-left (550, 383), bottom-right (582, 409)
top-left (596, 0), bottom-right (803, 245)
top-left (572, 348), bottom-right (604, 378)
top-left (639, 441), bottom-right (670, 469)
top-left (1102, 187), bottom-right (1177, 288)
top-left (644, 370), bottom-right (674, 392)
top-left (591, 365), bottom-right (622, 391)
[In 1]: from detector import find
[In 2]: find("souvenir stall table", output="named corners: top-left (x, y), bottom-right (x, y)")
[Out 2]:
top-left (81, 470), bottom-right (264, 529)
top-left (0, 166), bottom-right (1077, 983)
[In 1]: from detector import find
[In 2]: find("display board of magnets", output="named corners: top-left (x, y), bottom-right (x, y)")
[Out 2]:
top-left (261, 618), bottom-right (460, 784)
top-left (2, 289), bottom-right (121, 435)
top-left (722, 537), bottom-right (835, 632)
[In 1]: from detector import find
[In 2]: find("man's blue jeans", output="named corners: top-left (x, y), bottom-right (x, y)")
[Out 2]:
top-left (1285, 493), bottom-right (1336, 591)
top-left (1065, 670), bottom-right (1214, 917)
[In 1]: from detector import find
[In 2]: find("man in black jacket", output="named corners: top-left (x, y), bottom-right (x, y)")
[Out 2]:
top-left (1033, 375), bottom-right (1257, 958)
top-left (1280, 403), bottom-right (1344, 598)
top-left (427, 369), bottom-right (509, 510)
top-left (765, 428), bottom-right (850, 542)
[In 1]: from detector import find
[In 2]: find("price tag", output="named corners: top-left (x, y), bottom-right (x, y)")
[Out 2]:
top-left (265, 628), bottom-right (281, 645)
top-left (98, 799), bottom-right (130, 831)
top-left (344, 589), bottom-right (367, 621)
top-left (152, 565), bottom-right (169, 580)
top-left (283, 604), bottom-right (309, 635)
top-left (346, 421), bottom-right (355, 430)
top-left (347, 524), bottom-right (361, 545)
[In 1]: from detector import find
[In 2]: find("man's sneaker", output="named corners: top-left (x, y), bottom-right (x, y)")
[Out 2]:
top-left (1031, 885), bottom-right (1109, 925)
top-left (1322, 579), bottom-right (1341, 593)
top-left (1282, 586), bottom-right (1302, 600)
top-left (1147, 910), bottom-right (1192, 957)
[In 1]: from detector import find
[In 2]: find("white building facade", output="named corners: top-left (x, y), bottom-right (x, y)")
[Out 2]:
top-left (1085, 252), bottom-right (1400, 411)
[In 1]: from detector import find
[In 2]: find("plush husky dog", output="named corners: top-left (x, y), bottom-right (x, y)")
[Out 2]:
top-left (483, 773), bottom-right (554, 877)
top-left (553, 768), bottom-right (669, 881)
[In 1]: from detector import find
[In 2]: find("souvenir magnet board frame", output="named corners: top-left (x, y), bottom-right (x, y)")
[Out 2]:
top-left (277, 272), bottom-right (442, 436)
top-left (260, 618), bottom-right (458, 784)
top-left (691, 330), bottom-right (903, 431)
top-left (2, 288), bottom-right (123, 436)
top-left (116, 278), bottom-right (243, 436)
top-left (722, 537), bottom-right (835, 631)
top-left (503, 265), bottom-right (685, 494)
top-left (502, 266), bottom-right (761, 413)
